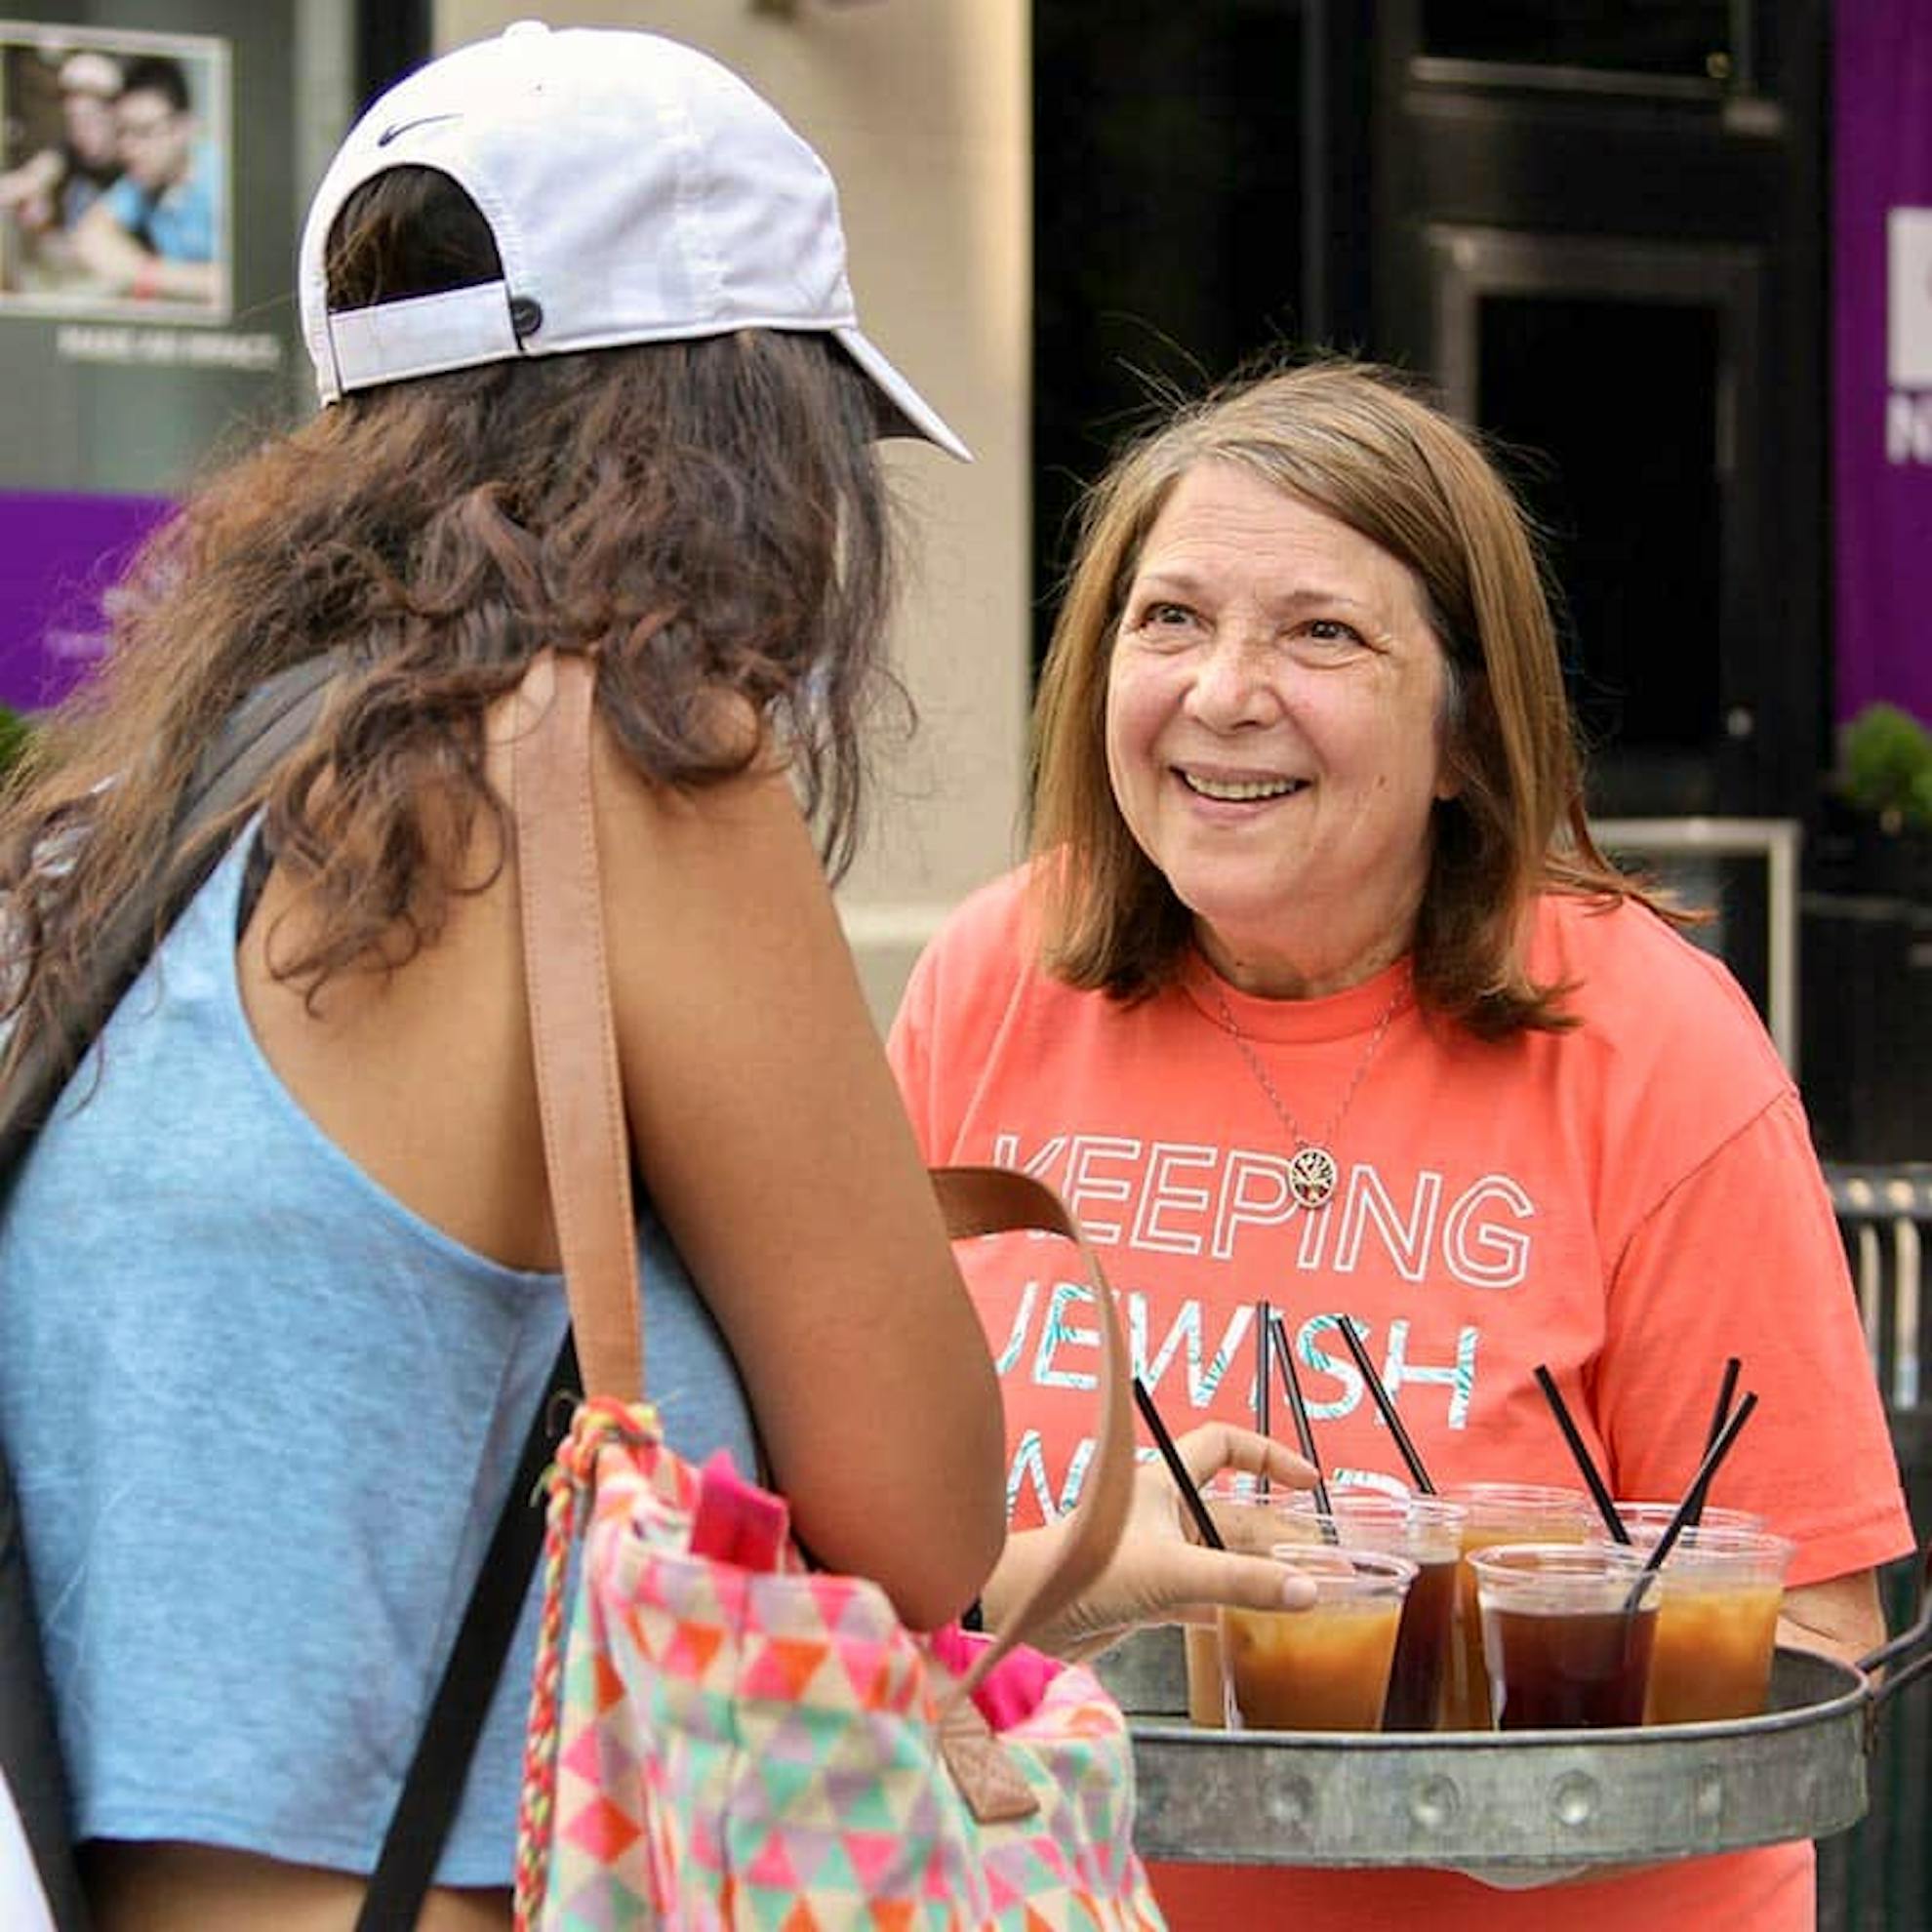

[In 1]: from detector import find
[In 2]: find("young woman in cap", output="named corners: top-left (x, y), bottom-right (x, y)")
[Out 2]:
top-left (0, 23), bottom-right (1327, 1922)
top-left (0, 25), bottom-right (1010, 1929)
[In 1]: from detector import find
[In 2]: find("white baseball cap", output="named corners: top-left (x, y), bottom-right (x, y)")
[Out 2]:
top-left (298, 20), bottom-right (968, 459)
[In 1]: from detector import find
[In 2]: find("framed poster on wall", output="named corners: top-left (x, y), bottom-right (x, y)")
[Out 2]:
top-left (0, 23), bottom-right (230, 320)
top-left (0, 0), bottom-right (388, 714)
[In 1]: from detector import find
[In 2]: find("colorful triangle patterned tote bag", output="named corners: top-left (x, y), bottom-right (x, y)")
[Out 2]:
top-left (503, 651), bottom-right (1165, 1931)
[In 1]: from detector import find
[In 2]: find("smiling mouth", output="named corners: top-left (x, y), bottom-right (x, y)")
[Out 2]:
top-left (1179, 771), bottom-right (1307, 803)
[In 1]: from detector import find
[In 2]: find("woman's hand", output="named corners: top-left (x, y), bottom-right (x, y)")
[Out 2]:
top-left (982, 1423), bottom-right (1320, 1658)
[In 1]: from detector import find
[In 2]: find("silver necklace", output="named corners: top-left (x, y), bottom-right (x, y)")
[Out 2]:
top-left (1209, 979), bottom-right (1409, 1211)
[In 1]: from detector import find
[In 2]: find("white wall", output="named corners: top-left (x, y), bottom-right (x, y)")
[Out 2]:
top-left (434, 0), bottom-right (1033, 1028)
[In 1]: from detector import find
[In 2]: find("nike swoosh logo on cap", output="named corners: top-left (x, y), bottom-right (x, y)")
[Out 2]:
top-left (378, 112), bottom-right (461, 147)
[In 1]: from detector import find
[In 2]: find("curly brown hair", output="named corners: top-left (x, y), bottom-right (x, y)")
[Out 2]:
top-left (1, 167), bottom-right (903, 1071)
top-left (1030, 358), bottom-right (1686, 1037)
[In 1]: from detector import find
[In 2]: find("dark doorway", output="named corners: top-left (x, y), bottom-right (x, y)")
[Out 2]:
top-left (1429, 227), bottom-right (1766, 816)
top-left (1475, 292), bottom-right (1723, 808)
top-left (1031, 0), bottom-right (1367, 670)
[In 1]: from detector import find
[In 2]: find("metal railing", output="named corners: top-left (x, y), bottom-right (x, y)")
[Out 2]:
top-left (1817, 1163), bottom-right (1932, 1931)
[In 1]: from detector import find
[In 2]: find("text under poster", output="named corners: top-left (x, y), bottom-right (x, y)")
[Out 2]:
top-left (1834, 1), bottom-right (1932, 724)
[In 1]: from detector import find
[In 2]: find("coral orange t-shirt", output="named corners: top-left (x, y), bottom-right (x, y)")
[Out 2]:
top-left (889, 868), bottom-right (1912, 1932)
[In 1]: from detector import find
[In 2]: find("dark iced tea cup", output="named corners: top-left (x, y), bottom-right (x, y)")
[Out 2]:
top-left (1469, 1542), bottom-right (1659, 1731)
top-left (1438, 1482), bottom-right (1592, 1730)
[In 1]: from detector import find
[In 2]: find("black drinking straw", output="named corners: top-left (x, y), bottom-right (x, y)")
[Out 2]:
top-left (1132, 1376), bottom-right (1227, 1550)
top-left (1532, 1363), bottom-right (1630, 1545)
top-left (1267, 1309), bottom-right (1337, 1536)
top-left (1703, 1356), bottom-right (1743, 1452)
top-left (1628, 1389), bottom-right (1760, 1609)
top-left (1685, 1356), bottom-right (1743, 1529)
top-left (1255, 1301), bottom-right (1273, 1498)
top-left (1332, 1315), bottom-right (1437, 1495)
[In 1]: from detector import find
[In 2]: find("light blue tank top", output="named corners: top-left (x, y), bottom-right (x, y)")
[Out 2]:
top-left (0, 824), bottom-right (756, 1883)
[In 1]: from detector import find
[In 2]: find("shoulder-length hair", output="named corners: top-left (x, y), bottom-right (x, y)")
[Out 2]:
top-left (1030, 358), bottom-right (1676, 1038)
top-left (0, 166), bottom-right (902, 1072)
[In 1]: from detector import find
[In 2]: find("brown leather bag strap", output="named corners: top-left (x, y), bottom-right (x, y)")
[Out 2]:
top-left (506, 654), bottom-right (1137, 1678)
top-left (510, 650), bottom-right (643, 1400)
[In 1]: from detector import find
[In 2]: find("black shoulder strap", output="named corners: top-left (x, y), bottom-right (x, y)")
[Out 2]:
top-left (0, 652), bottom-right (344, 1931)
top-left (0, 649), bottom-right (349, 1175)
top-left (355, 1335), bottom-right (581, 1929)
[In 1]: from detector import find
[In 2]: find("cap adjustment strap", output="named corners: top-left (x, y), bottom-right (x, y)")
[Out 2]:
top-left (327, 280), bottom-right (523, 395)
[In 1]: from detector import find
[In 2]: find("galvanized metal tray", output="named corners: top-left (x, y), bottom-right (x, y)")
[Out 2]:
top-left (1096, 1552), bottom-right (1932, 1874)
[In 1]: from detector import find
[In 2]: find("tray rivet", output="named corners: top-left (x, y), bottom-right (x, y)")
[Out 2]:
top-left (1409, 1776), bottom-right (1462, 1831)
top-left (1551, 1772), bottom-right (1599, 1828)
top-left (1264, 1774), bottom-right (1317, 1837)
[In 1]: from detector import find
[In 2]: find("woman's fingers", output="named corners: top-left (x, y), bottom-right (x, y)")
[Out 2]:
top-left (1147, 1544), bottom-right (1317, 1619)
top-left (1171, 1420), bottom-right (1317, 1490)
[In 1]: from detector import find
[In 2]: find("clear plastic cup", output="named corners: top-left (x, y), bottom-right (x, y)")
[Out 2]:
top-left (1610, 1499), bottom-right (1766, 1542)
top-left (1439, 1482), bottom-right (1593, 1730)
top-left (1285, 1490), bottom-right (1469, 1729)
top-left (1181, 1470), bottom-right (1306, 1727)
top-left (1634, 1525), bottom-right (1795, 1724)
top-left (1468, 1542), bottom-right (1660, 1730)
top-left (1218, 1544), bottom-right (1419, 1732)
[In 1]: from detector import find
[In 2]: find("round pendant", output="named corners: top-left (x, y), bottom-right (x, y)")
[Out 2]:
top-left (1288, 1145), bottom-right (1339, 1211)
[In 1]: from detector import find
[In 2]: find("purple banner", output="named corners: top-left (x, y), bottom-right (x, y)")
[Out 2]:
top-left (0, 490), bottom-right (173, 711)
top-left (1834, 4), bottom-right (1932, 724)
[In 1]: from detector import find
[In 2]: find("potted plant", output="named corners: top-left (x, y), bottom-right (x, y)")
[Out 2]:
top-left (0, 705), bottom-right (33, 781)
top-left (1838, 702), bottom-right (1932, 901)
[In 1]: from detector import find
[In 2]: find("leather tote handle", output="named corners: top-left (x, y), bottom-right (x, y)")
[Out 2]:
top-left (510, 651), bottom-right (643, 1403)
top-left (925, 1167), bottom-right (1136, 1686)
top-left (508, 652), bottom-right (1135, 1684)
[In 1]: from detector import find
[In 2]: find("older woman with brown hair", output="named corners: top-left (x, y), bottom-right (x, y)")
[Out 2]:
top-left (891, 360), bottom-right (1910, 1930)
